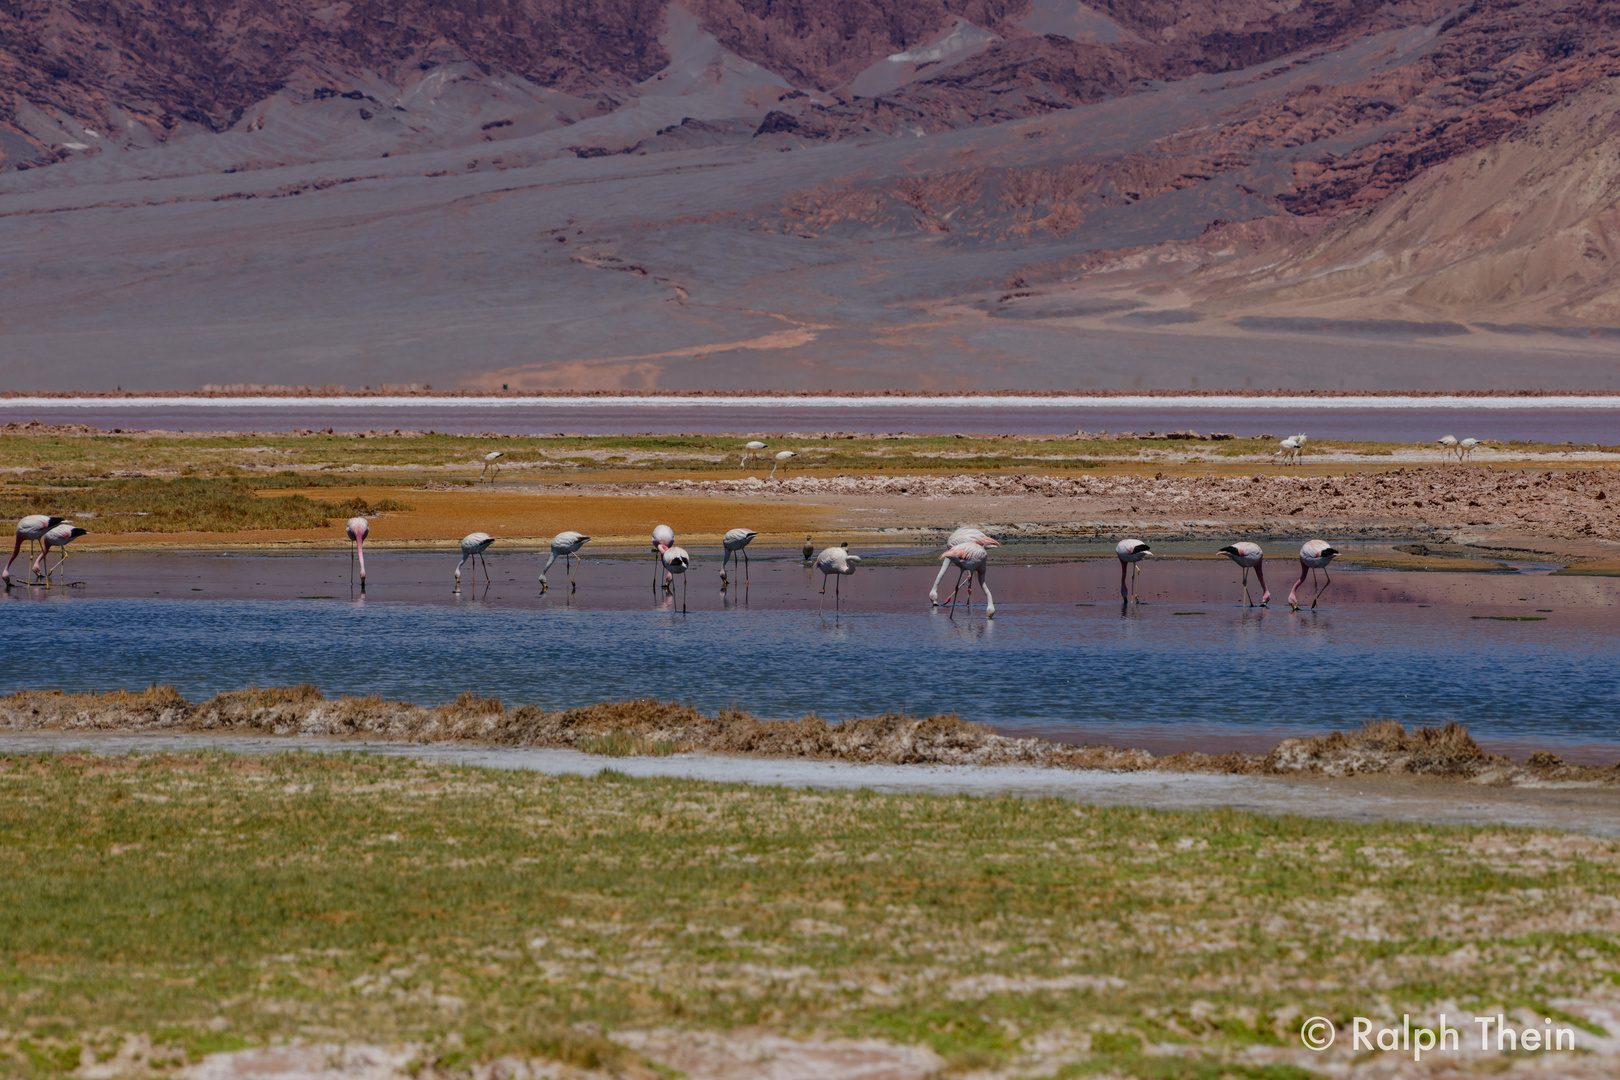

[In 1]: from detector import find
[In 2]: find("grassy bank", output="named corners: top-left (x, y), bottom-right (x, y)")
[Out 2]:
top-left (0, 427), bottom-right (1613, 540)
top-left (1, 752), bottom-right (1617, 1077)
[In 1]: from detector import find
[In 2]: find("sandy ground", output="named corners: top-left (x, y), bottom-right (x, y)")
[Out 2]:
top-left (6, 731), bottom-right (1618, 836)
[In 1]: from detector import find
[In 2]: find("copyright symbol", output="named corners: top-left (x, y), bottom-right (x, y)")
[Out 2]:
top-left (1300, 1016), bottom-right (1335, 1051)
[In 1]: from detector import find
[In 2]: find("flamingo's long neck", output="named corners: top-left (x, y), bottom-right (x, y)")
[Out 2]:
top-left (1253, 561), bottom-right (1267, 593)
top-left (355, 538), bottom-right (366, 580)
top-left (929, 558), bottom-right (951, 603)
top-left (1119, 558), bottom-right (1129, 600)
top-left (2, 533), bottom-right (22, 580)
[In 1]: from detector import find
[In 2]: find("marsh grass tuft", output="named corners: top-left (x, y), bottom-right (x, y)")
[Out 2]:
top-left (578, 731), bottom-right (679, 757)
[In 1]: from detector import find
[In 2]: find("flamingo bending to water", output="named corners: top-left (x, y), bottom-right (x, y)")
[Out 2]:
top-left (346, 517), bottom-right (368, 587)
top-left (33, 523), bottom-right (87, 584)
top-left (929, 527), bottom-right (1000, 606)
top-left (1437, 434), bottom-right (1458, 462)
top-left (769, 450), bottom-right (797, 480)
top-left (939, 541), bottom-right (994, 618)
top-left (478, 451), bottom-right (505, 485)
top-left (652, 524), bottom-right (675, 589)
top-left (741, 441), bottom-right (767, 468)
top-left (662, 545), bottom-right (691, 611)
top-left (540, 531), bottom-right (590, 593)
top-left (1274, 436), bottom-right (1301, 465)
top-left (454, 532), bottom-right (496, 590)
top-left (720, 528), bottom-right (757, 586)
top-left (1115, 539), bottom-right (1152, 604)
top-left (1218, 541), bottom-right (1268, 607)
top-left (1288, 539), bottom-right (1340, 610)
top-left (4, 515), bottom-right (63, 587)
top-left (816, 546), bottom-right (860, 611)
top-left (1459, 437), bottom-right (1479, 462)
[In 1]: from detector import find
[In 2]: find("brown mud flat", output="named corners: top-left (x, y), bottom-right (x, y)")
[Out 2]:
top-left (4, 686), bottom-right (1614, 790)
top-left (629, 466), bottom-right (1620, 550)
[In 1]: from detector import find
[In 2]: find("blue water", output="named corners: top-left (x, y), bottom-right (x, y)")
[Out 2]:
top-left (5, 554), bottom-right (1617, 749)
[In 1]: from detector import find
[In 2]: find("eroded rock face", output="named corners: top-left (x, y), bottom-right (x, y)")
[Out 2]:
top-left (0, 0), bottom-right (673, 166)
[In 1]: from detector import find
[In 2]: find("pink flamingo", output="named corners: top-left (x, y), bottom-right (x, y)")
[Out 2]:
top-left (719, 528), bottom-right (757, 587)
top-left (1218, 542), bottom-right (1268, 607)
top-left (816, 546), bottom-right (860, 611)
top-left (938, 541), bottom-right (994, 618)
top-left (662, 545), bottom-right (691, 611)
top-left (652, 524), bottom-right (675, 590)
top-left (929, 527), bottom-right (1000, 607)
top-left (1289, 540), bottom-right (1340, 610)
top-left (32, 522), bottom-right (88, 584)
top-left (346, 516), bottom-right (369, 587)
top-left (541, 531), bottom-right (590, 593)
top-left (1115, 539), bottom-right (1152, 604)
top-left (4, 515), bottom-right (64, 587)
top-left (454, 532), bottom-right (496, 591)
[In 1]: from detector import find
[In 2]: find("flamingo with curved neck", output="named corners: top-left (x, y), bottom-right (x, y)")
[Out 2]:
top-left (1289, 540), bottom-right (1340, 610)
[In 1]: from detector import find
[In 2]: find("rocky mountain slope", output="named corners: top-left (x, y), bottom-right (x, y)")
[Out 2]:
top-left (4, 0), bottom-right (1620, 390)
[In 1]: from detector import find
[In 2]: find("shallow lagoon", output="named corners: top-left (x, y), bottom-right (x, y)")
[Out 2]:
top-left (5, 549), bottom-right (1617, 753)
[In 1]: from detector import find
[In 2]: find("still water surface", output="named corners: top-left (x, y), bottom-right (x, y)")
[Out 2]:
top-left (6, 551), bottom-right (1616, 751)
top-left (3, 397), bottom-right (1617, 443)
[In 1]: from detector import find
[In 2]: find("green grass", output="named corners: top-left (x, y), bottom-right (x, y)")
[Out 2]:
top-left (0, 473), bottom-right (411, 534)
top-left (1, 753), bottom-right (1617, 1076)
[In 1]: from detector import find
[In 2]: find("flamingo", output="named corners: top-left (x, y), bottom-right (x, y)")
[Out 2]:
top-left (1459, 437), bottom-right (1479, 462)
top-left (938, 541), bottom-right (994, 619)
top-left (1217, 541), bottom-right (1268, 607)
top-left (33, 523), bottom-right (87, 584)
top-left (802, 535), bottom-right (814, 562)
top-left (719, 528), bottom-right (757, 586)
top-left (1116, 539), bottom-right (1152, 604)
top-left (1288, 539), bottom-right (1340, 610)
top-left (479, 451), bottom-right (504, 485)
top-left (3, 515), bottom-right (63, 587)
top-left (930, 527), bottom-right (1000, 606)
top-left (540, 531), bottom-right (590, 593)
top-left (652, 524), bottom-right (675, 590)
top-left (1274, 436), bottom-right (1301, 465)
top-left (454, 532), bottom-right (496, 590)
top-left (742, 441), bottom-right (767, 468)
top-left (662, 545), bottom-right (691, 611)
top-left (816, 546), bottom-right (860, 611)
top-left (769, 450), bottom-right (797, 480)
top-left (1437, 434), bottom-right (1458, 462)
top-left (346, 516), bottom-right (368, 587)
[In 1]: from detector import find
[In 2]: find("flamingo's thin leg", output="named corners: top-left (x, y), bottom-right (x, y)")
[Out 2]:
top-left (1313, 568), bottom-right (1331, 609)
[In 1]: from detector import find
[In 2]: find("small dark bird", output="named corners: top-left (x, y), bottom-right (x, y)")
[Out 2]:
top-left (803, 535), bottom-right (814, 561)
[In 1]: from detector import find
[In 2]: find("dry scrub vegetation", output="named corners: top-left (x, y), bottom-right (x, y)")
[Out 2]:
top-left (2, 686), bottom-right (1614, 787)
top-left (2, 752), bottom-right (1619, 1079)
